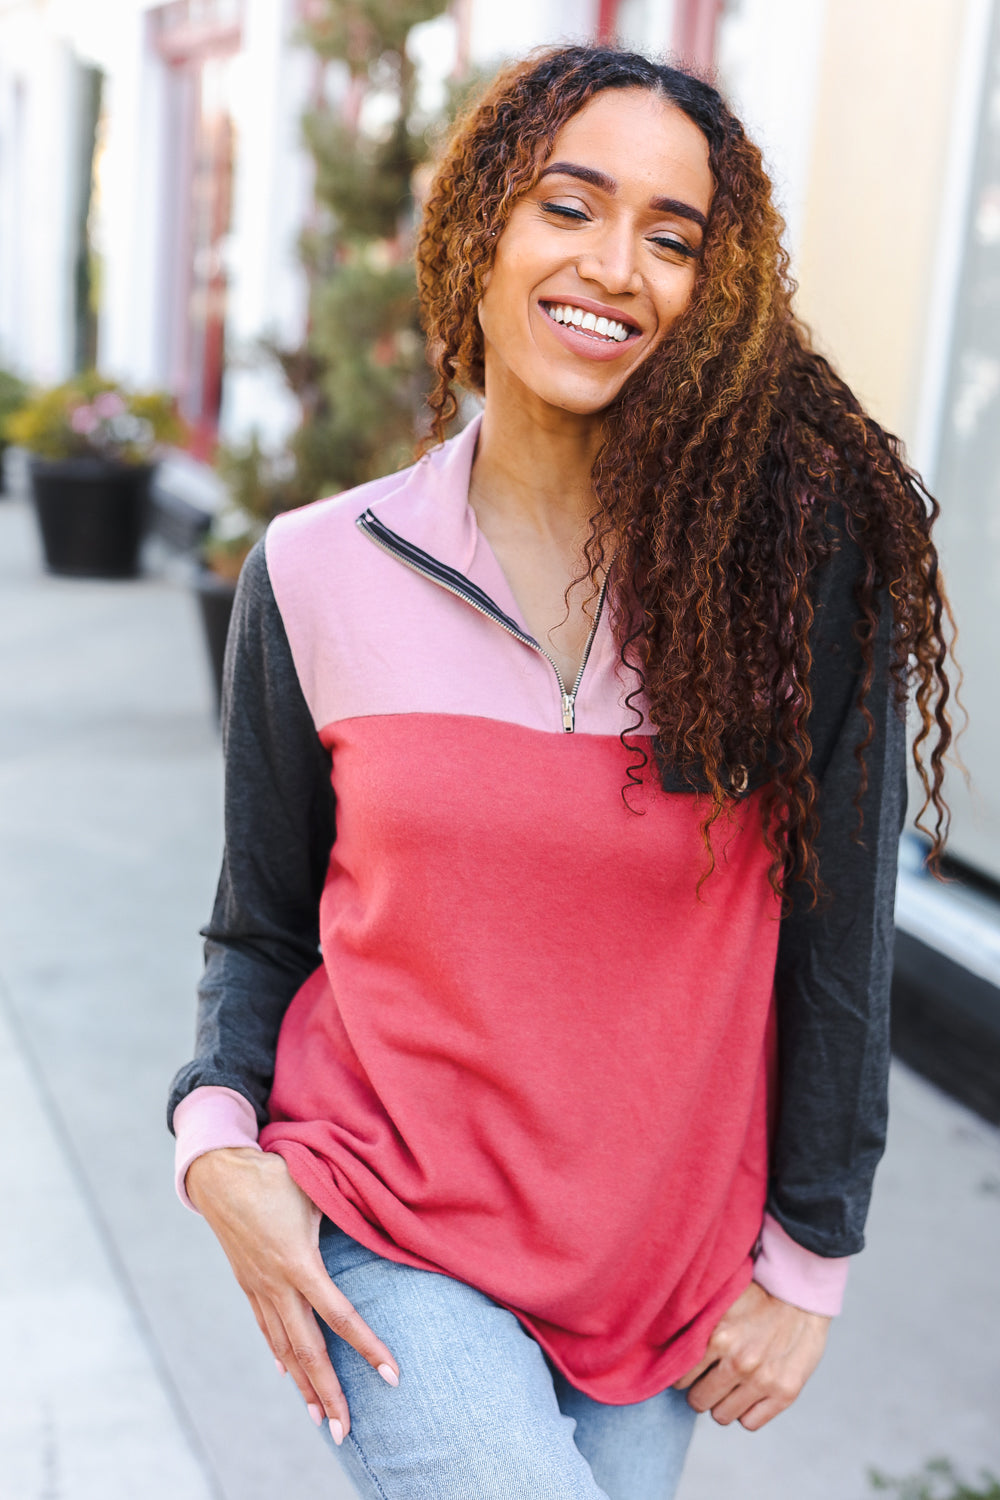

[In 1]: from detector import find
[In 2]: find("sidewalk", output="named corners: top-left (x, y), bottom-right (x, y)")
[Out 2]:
top-left (1, 488), bottom-right (998, 1500)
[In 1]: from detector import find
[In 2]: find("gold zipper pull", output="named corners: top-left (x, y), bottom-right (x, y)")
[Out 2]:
top-left (561, 693), bottom-right (575, 733)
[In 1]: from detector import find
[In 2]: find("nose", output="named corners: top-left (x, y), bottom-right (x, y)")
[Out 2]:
top-left (575, 219), bottom-right (642, 297)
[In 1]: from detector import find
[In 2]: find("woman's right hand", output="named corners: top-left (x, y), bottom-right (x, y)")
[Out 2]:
top-left (184, 1147), bottom-right (399, 1444)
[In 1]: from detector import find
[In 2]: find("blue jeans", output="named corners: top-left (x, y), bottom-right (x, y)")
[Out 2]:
top-left (316, 1219), bottom-right (698, 1500)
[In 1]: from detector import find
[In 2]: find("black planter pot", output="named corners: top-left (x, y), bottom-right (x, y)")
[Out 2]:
top-left (29, 457), bottom-right (153, 579)
top-left (192, 567), bottom-right (237, 717)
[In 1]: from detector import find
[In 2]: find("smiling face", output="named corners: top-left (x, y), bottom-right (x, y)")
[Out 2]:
top-left (477, 87), bottom-right (714, 422)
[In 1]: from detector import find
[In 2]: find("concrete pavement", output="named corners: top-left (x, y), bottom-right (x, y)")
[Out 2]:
top-left (1, 486), bottom-right (998, 1500)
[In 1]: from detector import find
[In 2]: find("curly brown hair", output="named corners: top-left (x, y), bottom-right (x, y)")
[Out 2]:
top-left (416, 44), bottom-right (955, 899)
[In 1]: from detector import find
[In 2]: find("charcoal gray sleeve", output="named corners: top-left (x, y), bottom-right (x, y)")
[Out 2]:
top-left (768, 515), bottom-right (907, 1257)
top-left (166, 539), bottom-right (334, 1131)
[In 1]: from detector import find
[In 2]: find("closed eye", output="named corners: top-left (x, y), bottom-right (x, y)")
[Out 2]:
top-left (542, 202), bottom-right (699, 258)
top-left (540, 202), bottom-right (589, 223)
top-left (650, 235), bottom-right (700, 260)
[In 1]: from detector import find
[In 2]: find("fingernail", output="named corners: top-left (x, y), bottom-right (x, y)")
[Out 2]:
top-left (329, 1418), bottom-right (344, 1446)
top-left (377, 1362), bottom-right (399, 1388)
top-left (307, 1402), bottom-right (323, 1427)
top-left (274, 1358), bottom-right (286, 1376)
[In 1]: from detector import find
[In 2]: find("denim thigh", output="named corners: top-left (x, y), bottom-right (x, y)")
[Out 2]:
top-left (315, 1219), bottom-right (697, 1500)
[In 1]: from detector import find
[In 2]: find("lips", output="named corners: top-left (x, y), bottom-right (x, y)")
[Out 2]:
top-left (538, 297), bottom-right (643, 363)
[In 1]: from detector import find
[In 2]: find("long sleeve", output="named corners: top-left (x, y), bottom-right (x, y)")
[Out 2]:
top-left (767, 511), bottom-right (907, 1258)
top-left (166, 538), bottom-right (335, 1133)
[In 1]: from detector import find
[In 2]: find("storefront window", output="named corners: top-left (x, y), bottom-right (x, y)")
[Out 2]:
top-left (929, 0), bottom-right (1000, 883)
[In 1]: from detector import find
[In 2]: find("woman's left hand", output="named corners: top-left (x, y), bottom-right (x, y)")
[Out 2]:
top-left (672, 1281), bottom-right (830, 1429)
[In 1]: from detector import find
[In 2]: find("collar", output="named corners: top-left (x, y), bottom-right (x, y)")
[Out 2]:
top-left (359, 413), bottom-right (483, 576)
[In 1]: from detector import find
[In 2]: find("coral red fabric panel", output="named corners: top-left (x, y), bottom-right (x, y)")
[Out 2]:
top-left (262, 713), bottom-right (780, 1401)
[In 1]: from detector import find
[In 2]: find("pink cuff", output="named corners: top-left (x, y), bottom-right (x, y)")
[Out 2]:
top-left (752, 1212), bottom-right (850, 1316)
top-left (173, 1086), bottom-right (262, 1211)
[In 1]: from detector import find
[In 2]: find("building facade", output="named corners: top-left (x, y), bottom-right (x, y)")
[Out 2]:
top-left (0, 0), bottom-right (313, 454)
top-left (1, 0), bottom-right (998, 905)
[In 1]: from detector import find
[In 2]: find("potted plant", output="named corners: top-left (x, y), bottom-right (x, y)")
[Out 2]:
top-left (3, 372), bottom-right (183, 577)
top-left (195, 436), bottom-right (305, 712)
top-left (0, 368), bottom-right (28, 495)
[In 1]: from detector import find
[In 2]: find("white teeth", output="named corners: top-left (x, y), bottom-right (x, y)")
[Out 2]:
top-left (544, 304), bottom-right (632, 342)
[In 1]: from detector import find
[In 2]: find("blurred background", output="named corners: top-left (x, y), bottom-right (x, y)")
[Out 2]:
top-left (0, 2), bottom-right (998, 1498)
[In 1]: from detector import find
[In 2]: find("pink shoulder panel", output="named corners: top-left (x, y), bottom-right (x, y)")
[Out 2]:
top-left (264, 421), bottom-right (652, 740)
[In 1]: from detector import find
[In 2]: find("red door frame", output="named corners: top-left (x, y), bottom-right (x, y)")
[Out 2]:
top-left (596, 0), bottom-right (618, 43)
top-left (595, 0), bottom-right (723, 71)
top-left (150, 1), bottom-right (245, 456)
top-left (671, 0), bottom-right (724, 71)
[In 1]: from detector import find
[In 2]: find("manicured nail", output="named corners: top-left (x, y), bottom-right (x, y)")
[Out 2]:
top-left (274, 1358), bottom-right (286, 1376)
top-left (329, 1418), bottom-right (345, 1446)
top-left (377, 1363), bottom-right (399, 1387)
top-left (307, 1402), bottom-right (323, 1427)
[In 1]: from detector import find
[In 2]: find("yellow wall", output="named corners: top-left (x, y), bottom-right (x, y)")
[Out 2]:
top-left (794, 0), bottom-right (969, 451)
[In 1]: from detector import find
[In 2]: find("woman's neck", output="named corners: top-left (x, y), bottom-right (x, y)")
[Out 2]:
top-left (466, 395), bottom-right (610, 690)
top-left (469, 397), bottom-right (602, 545)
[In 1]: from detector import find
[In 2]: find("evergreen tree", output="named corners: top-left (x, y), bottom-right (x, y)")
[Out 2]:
top-left (281, 0), bottom-right (450, 499)
top-left (206, 0), bottom-right (456, 575)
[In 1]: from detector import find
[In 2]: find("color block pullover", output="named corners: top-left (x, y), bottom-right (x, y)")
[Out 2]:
top-left (169, 416), bottom-right (906, 1403)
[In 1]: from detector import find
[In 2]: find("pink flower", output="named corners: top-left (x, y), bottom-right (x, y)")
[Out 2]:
top-left (94, 391), bottom-right (126, 418)
top-left (70, 404), bottom-right (98, 434)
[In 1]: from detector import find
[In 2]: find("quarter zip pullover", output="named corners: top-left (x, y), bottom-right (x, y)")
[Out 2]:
top-left (169, 415), bottom-right (906, 1396)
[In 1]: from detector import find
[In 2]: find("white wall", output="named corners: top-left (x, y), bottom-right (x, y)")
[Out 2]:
top-left (614, 0), bottom-right (676, 56)
top-left (0, 0), bottom-right (174, 388)
top-left (468, 0), bottom-right (599, 65)
top-left (0, 4), bottom-right (79, 381)
top-left (715, 0), bottom-right (828, 267)
top-left (0, 41), bottom-right (29, 372)
top-left (219, 0), bottom-right (313, 448)
top-left (82, 4), bottom-right (174, 388)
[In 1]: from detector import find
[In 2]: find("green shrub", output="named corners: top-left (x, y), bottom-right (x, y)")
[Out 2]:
top-left (870, 1458), bottom-right (1000, 1500)
top-left (4, 372), bottom-right (183, 464)
top-left (0, 368), bottom-right (28, 457)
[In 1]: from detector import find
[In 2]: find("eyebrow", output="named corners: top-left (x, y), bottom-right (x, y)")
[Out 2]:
top-left (537, 161), bottom-right (708, 229)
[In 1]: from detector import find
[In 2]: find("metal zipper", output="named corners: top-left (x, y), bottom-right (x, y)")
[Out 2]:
top-left (357, 509), bottom-right (609, 734)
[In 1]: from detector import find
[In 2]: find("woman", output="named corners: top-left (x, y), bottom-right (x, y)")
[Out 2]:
top-left (169, 45), bottom-right (954, 1500)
